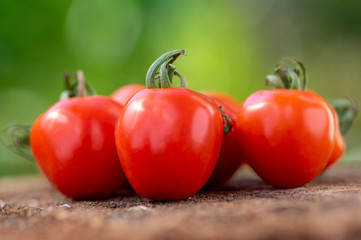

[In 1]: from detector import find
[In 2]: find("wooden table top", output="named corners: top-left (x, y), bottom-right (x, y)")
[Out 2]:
top-left (1, 166), bottom-right (361, 240)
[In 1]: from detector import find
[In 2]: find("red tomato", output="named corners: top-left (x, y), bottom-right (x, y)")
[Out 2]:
top-left (111, 84), bottom-right (145, 106)
top-left (115, 88), bottom-right (223, 200)
top-left (30, 96), bottom-right (128, 200)
top-left (325, 107), bottom-right (345, 169)
top-left (236, 90), bottom-right (335, 188)
top-left (202, 91), bottom-right (244, 188)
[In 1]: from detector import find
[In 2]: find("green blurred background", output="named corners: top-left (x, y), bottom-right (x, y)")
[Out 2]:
top-left (0, 0), bottom-right (360, 176)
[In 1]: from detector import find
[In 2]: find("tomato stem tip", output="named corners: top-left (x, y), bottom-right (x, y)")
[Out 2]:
top-left (146, 49), bottom-right (188, 89)
top-left (60, 70), bottom-right (97, 100)
top-left (77, 70), bottom-right (86, 97)
top-left (265, 57), bottom-right (308, 91)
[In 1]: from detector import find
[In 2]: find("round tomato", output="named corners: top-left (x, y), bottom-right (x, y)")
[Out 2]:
top-left (236, 58), bottom-right (337, 188)
top-left (111, 84), bottom-right (145, 106)
top-left (30, 95), bottom-right (128, 200)
top-left (115, 89), bottom-right (223, 200)
top-left (236, 90), bottom-right (335, 188)
top-left (114, 50), bottom-right (224, 200)
top-left (202, 91), bottom-right (244, 188)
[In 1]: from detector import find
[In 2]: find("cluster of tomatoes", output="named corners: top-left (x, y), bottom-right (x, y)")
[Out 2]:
top-left (27, 50), bottom-right (356, 201)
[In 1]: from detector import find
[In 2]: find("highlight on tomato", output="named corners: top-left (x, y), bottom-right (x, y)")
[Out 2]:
top-left (114, 49), bottom-right (231, 200)
top-left (30, 71), bottom-right (128, 200)
top-left (236, 58), bottom-right (336, 188)
top-left (111, 84), bottom-right (145, 106)
top-left (201, 91), bottom-right (244, 188)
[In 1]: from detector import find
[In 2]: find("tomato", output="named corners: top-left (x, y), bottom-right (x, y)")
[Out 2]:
top-left (111, 84), bottom-right (145, 106)
top-left (201, 91), bottom-right (244, 188)
top-left (234, 58), bottom-right (340, 188)
top-left (115, 89), bottom-right (223, 200)
top-left (114, 50), bottom-right (224, 200)
top-left (236, 90), bottom-right (335, 188)
top-left (30, 95), bottom-right (128, 200)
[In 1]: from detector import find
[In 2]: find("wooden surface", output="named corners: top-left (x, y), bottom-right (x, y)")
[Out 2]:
top-left (1, 167), bottom-right (361, 240)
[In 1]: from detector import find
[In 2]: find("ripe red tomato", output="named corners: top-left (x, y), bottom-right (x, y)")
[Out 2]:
top-left (115, 88), bottom-right (223, 200)
top-left (114, 49), bottom-right (225, 200)
top-left (201, 91), bottom-right (244, 188)
top-left (111, 84), bottom-right (145, 106)
top-left (30, 96), bottom-right (128, 200)
top-left (236, 90), bottom-right (335, 188)
top-left (324, 107), bottom-right (345, 169)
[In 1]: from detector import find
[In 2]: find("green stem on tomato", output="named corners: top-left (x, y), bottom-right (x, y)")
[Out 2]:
top-left (265, 57), bottom-right (308, 91)
top-left (291, 57), bottom-right (308, 90)
top-left (85, 82), bottom-right (97, 96)
top-left (166, 64), bottom-right (176, 85)
top-left (2, 70), bottom-right (98, 162)
top-left (60, 70), bottom-right (97, 100)
top-left (60, 73), bottom-right (76, 100)
top-left (219, 106), bottom-right (233, 135)
top-left (146, 49), bottom-right (187, 89)
top-left (265, 74), bottom-right (285, 89)
top-left (328, 98), bottom-right (357, 136)
top-left (159, 60), bottom-right (173, 88)
top-left (174, 71), bottom-right (188, 88)
top-left (77, 70), bottom-right (86, 97)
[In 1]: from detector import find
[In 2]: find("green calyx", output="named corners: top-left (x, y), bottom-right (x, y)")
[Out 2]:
top-left (219, 106), bottom-right (233, 135)
top-left (0, 124), bottom-right (33, 161)
top-left (328, 98), bottom-right (357, 136)
top-left (60, 70), bottom-right (97, 100)
top-left (146, 49), bottom-right (188, 89)
top-left (0, 70), bottom-right (98, 162)
top-left (265, 57), bottom-right (308, 90)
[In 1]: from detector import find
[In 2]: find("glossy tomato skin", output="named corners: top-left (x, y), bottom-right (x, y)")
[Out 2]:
top-left (325, 108), bottom-right (345, 169)
top-left (115, 88), bottom-right (223, 200)
top-left (30, 96), bottom-right (128, 200)
top-left (202, 91), bottom-right (244, 188)
top-left (236, 89), bottom-right (335, 188)
top-left (111, 84), bottom-right (145, 106)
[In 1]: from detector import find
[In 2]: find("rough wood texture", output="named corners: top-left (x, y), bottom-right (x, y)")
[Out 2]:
top-left (1, 167), bottom-right (361, 240)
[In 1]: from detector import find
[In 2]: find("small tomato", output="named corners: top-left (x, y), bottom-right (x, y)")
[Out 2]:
top-left (115, 50), bottom-right (224, 200)
top-left (30, 71), bottom-right (128, 200)
top-left (236, 58), bottom-right (335, 188)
